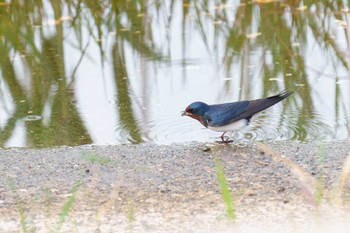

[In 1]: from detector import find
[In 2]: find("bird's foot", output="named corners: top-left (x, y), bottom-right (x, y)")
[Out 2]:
top-left (216, 140), bottom-right (233, 144)
top-left (216, 135), bottom-right (233, 144)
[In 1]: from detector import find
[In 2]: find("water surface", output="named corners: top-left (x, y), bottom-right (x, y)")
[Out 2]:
top-left (0, 1), bottom-right (349, 147)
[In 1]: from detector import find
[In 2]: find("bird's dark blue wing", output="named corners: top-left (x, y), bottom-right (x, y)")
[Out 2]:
top-left (205, 101), bottom-right (250, 127)
top-left (205, 91), bottom-right (293, 127)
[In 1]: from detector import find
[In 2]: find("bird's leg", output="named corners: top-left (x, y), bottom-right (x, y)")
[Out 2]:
top-left (217, 132), bottom-right (233, 144)
top-left (220, 132), bottom-right (226, 141)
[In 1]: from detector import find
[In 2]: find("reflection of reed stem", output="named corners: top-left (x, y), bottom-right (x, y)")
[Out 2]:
top-left (112, 42), bottom-right (142, 144)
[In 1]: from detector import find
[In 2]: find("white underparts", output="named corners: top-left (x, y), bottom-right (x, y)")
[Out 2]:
top-left (208, 118), bottom-right (249, 132)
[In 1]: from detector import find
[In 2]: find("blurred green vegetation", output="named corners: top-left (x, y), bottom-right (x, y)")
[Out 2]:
top-left (0, 0), bottom-right (348, 147)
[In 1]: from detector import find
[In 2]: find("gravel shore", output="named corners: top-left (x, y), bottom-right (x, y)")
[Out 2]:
top-left (0, 141), bottom-right (350, 232)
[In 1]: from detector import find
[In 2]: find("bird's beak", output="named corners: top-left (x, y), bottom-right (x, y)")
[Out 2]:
top-left (181, 110), bottom-right (192, 116)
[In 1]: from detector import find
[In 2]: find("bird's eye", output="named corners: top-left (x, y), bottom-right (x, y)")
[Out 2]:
top-left (189, 108), bottom-right (196, 113)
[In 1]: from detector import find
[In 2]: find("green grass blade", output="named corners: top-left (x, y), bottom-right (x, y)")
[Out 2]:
top-left (214, 157), bottom-right (235, 220)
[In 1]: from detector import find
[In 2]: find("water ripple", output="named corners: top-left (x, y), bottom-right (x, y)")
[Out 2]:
top-left (111, 108), bottom-right (347, 144)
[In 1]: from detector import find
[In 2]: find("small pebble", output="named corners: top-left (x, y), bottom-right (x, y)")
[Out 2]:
top-left (202, 146), bottom-right (211, 152)
top-left (277, 187), bottom-right (285, 193)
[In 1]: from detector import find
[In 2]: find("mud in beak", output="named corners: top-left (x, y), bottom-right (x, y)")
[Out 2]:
top-left (181, 111), bottom-right (190, 116)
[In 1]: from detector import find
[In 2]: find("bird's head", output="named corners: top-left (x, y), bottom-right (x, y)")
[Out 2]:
top-left (181, 102), bottom-right (209, 126)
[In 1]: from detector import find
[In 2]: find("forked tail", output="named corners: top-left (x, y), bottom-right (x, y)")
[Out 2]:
top-left (244, 90), bottom-right (293, 117)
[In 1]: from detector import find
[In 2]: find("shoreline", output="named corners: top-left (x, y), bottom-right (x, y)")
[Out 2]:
top-left (0, 141), bottom-right (350, 232)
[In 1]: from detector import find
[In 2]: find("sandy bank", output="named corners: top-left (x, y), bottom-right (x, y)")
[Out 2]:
top-left (0, 141), bottom-right (349, 232)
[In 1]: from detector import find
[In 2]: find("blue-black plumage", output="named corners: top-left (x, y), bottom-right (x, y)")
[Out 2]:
top-left (181, 90), bottom-right (293, 142)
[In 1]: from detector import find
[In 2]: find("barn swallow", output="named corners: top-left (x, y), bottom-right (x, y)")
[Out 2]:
top-left (181, 91), bottom-right (293, 143)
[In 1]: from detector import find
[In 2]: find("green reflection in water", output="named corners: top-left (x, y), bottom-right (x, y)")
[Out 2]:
top-left (193, 0), bottom-right (348, 141)
top-left (0, 0), bottom-right (92, 147)
top-left (113, 42), bottom-right (142, 144)
top-left (26, 36), bottom-right (92, 147)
